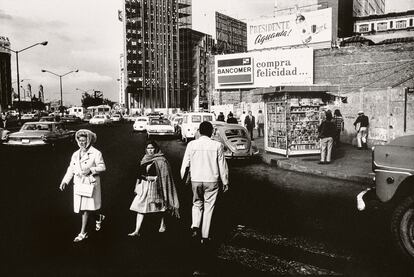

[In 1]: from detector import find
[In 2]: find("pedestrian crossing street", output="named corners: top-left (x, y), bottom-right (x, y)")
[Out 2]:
top-left (217, 226), bottom-right (365, 275)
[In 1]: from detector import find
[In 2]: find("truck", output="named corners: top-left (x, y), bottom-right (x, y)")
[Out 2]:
top-left (357, 135), bottom-right (414, 261)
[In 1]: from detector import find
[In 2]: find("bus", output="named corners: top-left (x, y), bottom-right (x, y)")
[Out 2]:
top-left (67, 106), bottom-right (86, 119)
top-left (87, 105), bottom-right (111, 117)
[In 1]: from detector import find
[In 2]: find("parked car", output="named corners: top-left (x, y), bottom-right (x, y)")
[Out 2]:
top-left (0, 128), bottom-right (10, 142)
top-left (60, 115), bottom-right (82, 124)
top-left (357, 135), bottom-right (414, 261)
top-left (146, 117), bottom-right (175, 138)
top-left (2, 122), bottom-right (75, 146)
top-left (133, 116), bottom-right (149, 132)
top-left (195, 121), bottom-right (259, 159)
top-left (39, 116), bottom-right (61, 122)
top-left (181, 112), bottom-right (214, 142)
top-left (89, 114), bottom-right (112, 125)
top-left (125, 114), bottom-right (141, 122)
top-left (21, 113), bottom-right (37, 122)
top-left (110, 114), bottom-right (123, 122)
top-left (83, 113), bottom-right (93, 122)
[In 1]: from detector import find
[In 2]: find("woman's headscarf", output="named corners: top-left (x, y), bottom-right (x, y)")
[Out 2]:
top-left (75, 129), bottom-right (97, 149)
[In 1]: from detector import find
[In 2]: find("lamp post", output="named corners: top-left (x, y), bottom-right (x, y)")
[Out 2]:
top-left (42, 69), bottom-right (79, 114)
top-left (0, 41), bottom-right (48, 119)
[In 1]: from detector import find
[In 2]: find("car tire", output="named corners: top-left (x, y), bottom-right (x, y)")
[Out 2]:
top-left (390, 194), bottom-right (414, 262)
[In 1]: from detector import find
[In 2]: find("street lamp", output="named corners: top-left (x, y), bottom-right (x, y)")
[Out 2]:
top-left (41, 69), bottom-right (79, 114)
top-left (0, 41), bottom-right (48, 119)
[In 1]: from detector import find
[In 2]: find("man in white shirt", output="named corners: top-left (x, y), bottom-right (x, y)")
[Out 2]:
top-left (180, 121), bottom-right (229, 243)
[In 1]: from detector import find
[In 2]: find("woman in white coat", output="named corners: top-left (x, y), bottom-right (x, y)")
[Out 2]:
top-left (60, 129), bottom-right (106, 242)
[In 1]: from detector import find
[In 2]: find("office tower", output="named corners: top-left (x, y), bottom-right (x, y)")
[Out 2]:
top-left (215, 12), bottom-right (247, 54)
top-left (123, 0), bottom-right (184, 110)
top-left (0, 36), bottom-right (12, 112)
top-left (179, 28), bottom-right (213, 111)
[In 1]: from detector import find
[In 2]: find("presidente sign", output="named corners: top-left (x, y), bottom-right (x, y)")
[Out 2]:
top-left (247, 8), bottom-right (332, 51)
top-left (215, 48), bottom-right (313, 89)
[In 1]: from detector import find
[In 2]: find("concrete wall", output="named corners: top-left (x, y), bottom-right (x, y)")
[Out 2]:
top-left (326, 87), bottom-right (414, 145)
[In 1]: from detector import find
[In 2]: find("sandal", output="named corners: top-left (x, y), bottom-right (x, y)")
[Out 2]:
top-left (74, 232), bottom-right (88, 242)
top-left (128, 231), bottom-right (140, 237)
top-left (95, 214), bottom-right (105, 231)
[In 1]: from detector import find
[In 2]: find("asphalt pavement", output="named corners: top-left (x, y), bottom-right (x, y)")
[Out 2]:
top-left (0, 123), bottom-right (411, 276)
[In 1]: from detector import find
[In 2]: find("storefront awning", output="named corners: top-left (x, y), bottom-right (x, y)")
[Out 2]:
top-left (253, 85), bottom-right (340, 95)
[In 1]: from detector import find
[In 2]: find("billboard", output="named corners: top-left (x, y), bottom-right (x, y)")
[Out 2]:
top-left (247, 8), bottom-right (332, 51)
top-left (215, 48), bottom-right (313, 90)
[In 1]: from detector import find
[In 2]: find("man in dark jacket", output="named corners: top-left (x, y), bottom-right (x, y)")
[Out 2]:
top-left (318, 111), bottom-right (336, 164)
top-left (226, 112), bottom-right (238, 124)
top-left (353, 111), bottom-right (369, 149)
top-left (244, 111), bottom-right (255, 140)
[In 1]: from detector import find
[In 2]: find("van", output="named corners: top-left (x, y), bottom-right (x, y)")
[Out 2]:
top-left (181, 112), bottom-right (214, 142)
top-left (67, 106), bottom-right (86, 120)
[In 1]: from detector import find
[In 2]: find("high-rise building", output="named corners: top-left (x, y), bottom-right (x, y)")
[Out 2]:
top-left (178, 0), bottom-right (192, 28)
top-left (0, 36), bottom-right (12, 112)
top-left (274, 0), bottom-right (353, 39)
top-left (179, 28), bottom-right (214, 111)
top-left (122, 0), bottom-right (184, 110)
top-left (353, 0), bottom-right (385, 17)
top-left (119, 53), bottom-right (127, 107)
top-left (215, 12), bottom-right (247, 54)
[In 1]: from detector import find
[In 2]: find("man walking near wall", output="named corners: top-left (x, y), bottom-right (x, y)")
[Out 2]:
top-left (353, 111), bottom-right (369, 150)
top-left (244, 111), bottom-right (256, 140)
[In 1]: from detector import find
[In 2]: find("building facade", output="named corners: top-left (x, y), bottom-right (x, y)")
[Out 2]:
top-left (179, 28), bottom-right (214, 111)
top-left (118, 53), bottom-right (127, 107)
top-left (353, 0), bottom-right (385, 17)
top-left (354, 10), bottom-right (414, 43)
top-left (0, 36), bottom-right (12, 112)
top-left (215, 12), bottom-right (247, 54)
top-left (122, 0), bottom-right (182, 110)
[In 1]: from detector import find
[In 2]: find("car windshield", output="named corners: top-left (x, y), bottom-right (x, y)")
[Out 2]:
top-left (137, 118), bottom-right (147, 122)
top-left (95, 115), bottom-right (105, 119)
top-left (22, 123), bottom-right (52, 131)
top-left (150, 118), bottom-right (170, 125)
top-left (225, 128), bottom-right (248, 139)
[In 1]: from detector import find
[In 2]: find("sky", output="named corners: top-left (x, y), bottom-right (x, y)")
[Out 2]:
top-left (1, 0), bottom-right (413, 106)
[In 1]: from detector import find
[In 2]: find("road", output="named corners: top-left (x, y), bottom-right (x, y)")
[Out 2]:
top-left (0, 123), bottom-right (410, 276)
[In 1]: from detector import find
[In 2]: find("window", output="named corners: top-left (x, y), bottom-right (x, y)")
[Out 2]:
top-left (410, 19), bottom-right (413, 27)
top-left (390, 21), bottom-right (393, 28)
top-left (359, 24), bottom-right (369, 32)
top-left (396, 20), bottom-right (406, 29)
top-left (377, 22), bottom-right (387, 31)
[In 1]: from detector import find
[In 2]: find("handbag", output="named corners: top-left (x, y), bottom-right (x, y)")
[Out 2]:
top-left (183, 167), bottom-right (191, 186)
top-left (134, 179), bottom-right (141, 194)
top-left (74, 176), bottom-right (95, 197)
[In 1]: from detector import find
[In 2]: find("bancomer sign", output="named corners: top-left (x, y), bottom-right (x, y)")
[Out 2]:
top-left (217, 57), bottom-right (253, 84)
top-left (215, 48), bottom-right (313, 89)
top-left (247, 8), bottom-right (332, 51)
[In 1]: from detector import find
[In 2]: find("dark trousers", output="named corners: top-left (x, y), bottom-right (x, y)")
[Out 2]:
top-left (247, 128), bottom-right (254, 140)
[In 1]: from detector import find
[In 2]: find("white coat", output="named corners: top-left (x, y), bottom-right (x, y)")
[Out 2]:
top-left (62, 146), bottom-right (106, 213)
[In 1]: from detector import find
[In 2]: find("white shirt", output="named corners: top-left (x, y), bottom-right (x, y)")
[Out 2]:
top-left (180, 136), bottom-right (229, 185)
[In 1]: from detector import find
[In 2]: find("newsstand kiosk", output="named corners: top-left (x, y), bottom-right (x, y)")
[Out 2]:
top-left (264, 89), bottom-right (331, 157)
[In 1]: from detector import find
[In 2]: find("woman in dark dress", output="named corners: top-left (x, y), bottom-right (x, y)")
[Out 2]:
top-left (128, 140), bottom-right (180, 236)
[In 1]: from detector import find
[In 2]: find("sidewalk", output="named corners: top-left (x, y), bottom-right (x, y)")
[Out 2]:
top-left (254, 135), bottom-right (372, 185)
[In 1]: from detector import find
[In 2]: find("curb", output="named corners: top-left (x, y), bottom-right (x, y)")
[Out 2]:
top-left (259, 153), bottom-right (371, 185)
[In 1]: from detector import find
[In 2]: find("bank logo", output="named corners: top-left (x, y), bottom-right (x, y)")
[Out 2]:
top-left (217, 57), bottom-right (254, 85)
